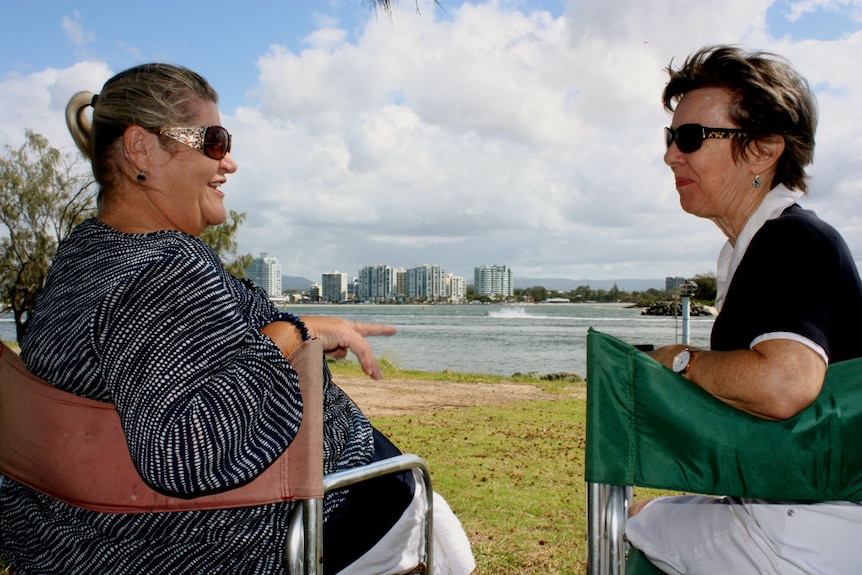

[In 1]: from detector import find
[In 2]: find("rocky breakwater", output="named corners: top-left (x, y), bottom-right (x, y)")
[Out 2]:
top-left (642, 300), bottom-right (715, 316)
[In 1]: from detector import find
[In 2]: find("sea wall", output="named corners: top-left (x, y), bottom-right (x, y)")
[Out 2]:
top-left (641, 300), bottom-right (715, 317)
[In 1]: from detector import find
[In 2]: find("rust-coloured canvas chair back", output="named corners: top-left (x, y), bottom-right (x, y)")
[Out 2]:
top-left (0, 339), bottom-right (323, 513)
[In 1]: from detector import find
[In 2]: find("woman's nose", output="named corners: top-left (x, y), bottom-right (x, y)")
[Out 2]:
top-left (220, 152), bottom-right (238, 174)
top-left (664, 143), bottom-right (684, 168)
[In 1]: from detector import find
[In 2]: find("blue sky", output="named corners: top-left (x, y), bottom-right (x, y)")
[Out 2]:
top-left (1, 0), bottom-right (860, 282)
top-left (1, 1), bottom-right (377, 112)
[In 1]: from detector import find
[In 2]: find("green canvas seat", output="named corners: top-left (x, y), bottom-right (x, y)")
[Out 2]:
top-left (584, 328), bottom-right (862, 575)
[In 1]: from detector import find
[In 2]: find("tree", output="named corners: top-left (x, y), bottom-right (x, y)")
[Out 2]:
top-left (0, 130), bottom-right (95, 340)
top-left (690, 272), bottom-right (717, 304)
top-left (199, 210), bottom-right (254, 278)
top-left (368, 0), bottom-right (442, 18)
top-left (369, 0), bottom-right (397, 11)
top-left (528, 285), bottom-right (548, 303)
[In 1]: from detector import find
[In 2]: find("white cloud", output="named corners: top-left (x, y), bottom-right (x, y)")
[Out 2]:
top-left (0, 61), bottom-right (112, 151)
top-left (61, 11), bottom-right (95, 53)
top-left (235, 0), bottom-right (793, 280)
top-left (2, 1), bottom-right (860, 282)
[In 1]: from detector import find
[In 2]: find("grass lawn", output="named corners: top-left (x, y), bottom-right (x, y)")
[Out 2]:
top-left (333, 359), bottom-right (671, 574)
top-left (372, 396), bottom-right (589, 574)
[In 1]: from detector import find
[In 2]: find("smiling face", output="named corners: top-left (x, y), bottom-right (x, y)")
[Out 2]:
top-left (664, 87), bottom-right (767, 239)
top-left (150, 100), bottom-right (238, 236)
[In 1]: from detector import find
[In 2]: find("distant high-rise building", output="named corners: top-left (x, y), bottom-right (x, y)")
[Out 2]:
top-left (665, 276), bottom-right (687, 295)
top-left (245, 252), bottom-right (282, 298)
top-left (359, 265), bottom-right (398, 302)
top-left (407, 264), bottom-right (447, 300)
top-left (321, 271), bottom-right (348, 303)
top-left (447, 274), bottom-right (467, 303)
top-left (347, 277), bottom-right (359, 301)
top-left (474, 265), bottom-right (513, 298)
top-left (395, 269), bottom-right (408, 299)
top-left (308, 283), bottom-right (322, 302)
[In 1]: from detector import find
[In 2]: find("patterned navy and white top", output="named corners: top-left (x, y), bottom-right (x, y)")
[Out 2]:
top-left (0, 218), bottom-right (375, 574)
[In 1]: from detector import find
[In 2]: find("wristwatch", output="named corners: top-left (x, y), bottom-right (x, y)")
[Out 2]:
top-left (672, 348), bottom-right (695, 375)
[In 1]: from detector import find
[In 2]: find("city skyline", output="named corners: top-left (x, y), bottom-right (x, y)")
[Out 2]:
top-left (249, 253), bottom-right (525, 299)
top-left (278, 260), bottom-right (663, 293)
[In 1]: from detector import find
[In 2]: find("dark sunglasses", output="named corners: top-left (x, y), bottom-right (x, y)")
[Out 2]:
top-left (158, 125), bottom-right (232, 160)
top-left (665, 124), bottom-right (747, 154)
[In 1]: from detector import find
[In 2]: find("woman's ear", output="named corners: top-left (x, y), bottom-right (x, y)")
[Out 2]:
top-left (749, 135), bottom-right (785, 173)
top-left (121, 125), bottom-right (152, 173)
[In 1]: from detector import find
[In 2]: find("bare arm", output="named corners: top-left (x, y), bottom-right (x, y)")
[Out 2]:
top-left (262, 315), bottom-right (397, 380)
top-left (650, 339), bottom-right (826, 420)
top-left (260, 321), bottom-right (305, 359)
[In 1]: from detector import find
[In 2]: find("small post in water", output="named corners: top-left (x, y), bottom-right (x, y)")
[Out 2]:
top-left (679, 281), bottom-right (697, 346)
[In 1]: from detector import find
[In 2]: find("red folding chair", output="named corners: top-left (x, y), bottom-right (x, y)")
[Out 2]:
top-left (0, 340), bottom-right (432, 574)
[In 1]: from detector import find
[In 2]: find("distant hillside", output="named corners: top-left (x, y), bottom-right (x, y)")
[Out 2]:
top-left (282, 275), bottom-right (314, 291)
top-left (514, 277), bottom-right (664, 292)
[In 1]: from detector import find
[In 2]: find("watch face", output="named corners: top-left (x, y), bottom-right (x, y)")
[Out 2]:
top-left (673, 349), bottom-right (691, 373)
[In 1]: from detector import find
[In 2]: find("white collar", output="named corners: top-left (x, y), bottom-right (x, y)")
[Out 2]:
top-left (715, 184), bottom-right (804, 311)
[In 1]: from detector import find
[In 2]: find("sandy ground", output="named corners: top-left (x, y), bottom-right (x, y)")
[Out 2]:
top-left (332, 375), bottom-right (579, 417)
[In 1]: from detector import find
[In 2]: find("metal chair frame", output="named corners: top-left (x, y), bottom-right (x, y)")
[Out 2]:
top-left (586, 482), bottom-right (630, 575)
top-left (286, 454), bottom-right (434, 575)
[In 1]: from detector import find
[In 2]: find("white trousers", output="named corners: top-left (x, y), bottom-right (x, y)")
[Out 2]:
top-left (626, 495), bottom-right (862, 575)
top-left (337, 470), bottom-right (475, 575)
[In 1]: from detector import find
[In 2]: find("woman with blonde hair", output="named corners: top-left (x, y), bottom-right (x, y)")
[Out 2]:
top-left (0, 63), bottom-right (474, 575)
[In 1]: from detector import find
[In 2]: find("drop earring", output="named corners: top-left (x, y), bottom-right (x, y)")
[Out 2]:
top-left (137, 170), bottom-right (146, 182)
top-left (752, 174), bottom-right (761, 188)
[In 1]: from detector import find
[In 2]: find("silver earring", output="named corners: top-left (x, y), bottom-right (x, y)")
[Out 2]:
top-left (752, 174), bottom-right (761, 188)
top-left (137, 170), bottom-right (146, 182)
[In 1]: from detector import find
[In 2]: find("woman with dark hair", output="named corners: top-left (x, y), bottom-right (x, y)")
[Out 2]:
top-left (0, 63), bottom-right (474, 575)
top-left (627, 46), bottom-right (862, 574)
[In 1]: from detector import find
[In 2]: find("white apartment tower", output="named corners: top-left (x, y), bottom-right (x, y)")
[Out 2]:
top-left (407, 264), bottom-right (447, 301)
top-left (447, 274), bottom-right (467, 303)
top-left (474, 265), bottom-right (514, 298)
top-left (245, 252), bottom-right (282, 298)
top-left (321, 271), bottom-right (348, 303)
top-left (359, 265), bottom-right (398, 302)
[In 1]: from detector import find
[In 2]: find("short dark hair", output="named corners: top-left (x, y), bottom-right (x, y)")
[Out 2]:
top-left (663, 45), bottom-right (817, 193)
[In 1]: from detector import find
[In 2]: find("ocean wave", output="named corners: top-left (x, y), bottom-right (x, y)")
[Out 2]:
top-left (485, 307), bottom-right (544, 319)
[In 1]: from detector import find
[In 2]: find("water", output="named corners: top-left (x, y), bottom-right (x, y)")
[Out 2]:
top-left (1, 304), bottom-right (714, 378)
top-left (0, 317), bottom-right (15, 344)
top-left (280, 303), bottom-right (713, 378)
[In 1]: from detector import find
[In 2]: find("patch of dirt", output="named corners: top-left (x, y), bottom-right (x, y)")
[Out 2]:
top-left (333, 376), bottom-right (581, 417)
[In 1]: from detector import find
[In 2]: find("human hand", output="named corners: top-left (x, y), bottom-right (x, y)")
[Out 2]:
top-left (301, 315), bottom-right (397, 380)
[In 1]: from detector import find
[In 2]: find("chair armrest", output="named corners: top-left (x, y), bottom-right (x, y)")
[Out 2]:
top-left (286, 454), bottom-right (434, 575)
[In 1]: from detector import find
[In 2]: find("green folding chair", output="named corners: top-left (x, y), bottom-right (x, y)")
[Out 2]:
top-left (584, 328), bottom-right (862, 575)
